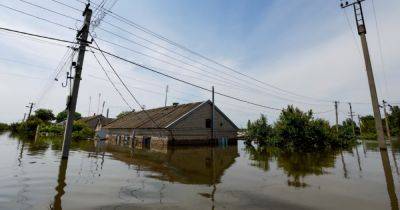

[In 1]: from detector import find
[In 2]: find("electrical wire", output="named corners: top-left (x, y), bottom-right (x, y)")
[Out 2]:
top-left (0, 3), bottom-right (76, 31)
top-left (75, 0), bottom-right (335, 103)
top-left (90, 50), bottom-right (134, 110)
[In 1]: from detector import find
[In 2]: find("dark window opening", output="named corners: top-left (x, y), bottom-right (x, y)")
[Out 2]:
top-left (205, 119), bottom-right (211, 128)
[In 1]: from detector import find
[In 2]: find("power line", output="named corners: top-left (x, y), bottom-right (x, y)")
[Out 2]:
top-left (89, 43), bottom-right (282, 111)
top-left (90, 34), bottom-right (164, 128)
top-left (90, 50), bottom-right (134, 110)
top-left (0, 26), bottom-right (76, 45)
top-left (19, 0), bottom-right (81, 22)
top-left (77, 0), bottom-right (333, 103)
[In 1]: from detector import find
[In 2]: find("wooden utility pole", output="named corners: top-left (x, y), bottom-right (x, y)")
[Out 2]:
top-left (164, 85), bottom-right (168, 107)
top-left (348, 103), bottom-right (355, 135)
top-left (22, 113), bottom-right (26, 122)
top-left (382, 100), bottom-right (391, 141)
top-left (335, 101), bottom-right (339, 133)
top-left (61, 4), bottom-right (92, 159)
top-left (341, 0), bottom-right (386, 149)
top-left (211, 86), bottom-right (215, 142)
top-left (26, 102), bottom-right (34, 119)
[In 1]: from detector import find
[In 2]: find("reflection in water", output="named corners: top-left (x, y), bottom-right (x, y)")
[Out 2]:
top-left (3, 132), bottom-right (400, 210)
top-left (246, 144), bottom-right (336, 188)
top-left (51, 159), bottom-right (68, 210)
top-left (380, 149), bottom-right (399, 210)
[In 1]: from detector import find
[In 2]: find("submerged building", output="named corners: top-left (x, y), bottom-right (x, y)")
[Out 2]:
top-left (103, 100), bottom-right (238, 146)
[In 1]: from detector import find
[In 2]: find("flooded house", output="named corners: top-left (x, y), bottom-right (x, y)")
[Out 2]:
top-left (103, 100), bottom-right (238, 146)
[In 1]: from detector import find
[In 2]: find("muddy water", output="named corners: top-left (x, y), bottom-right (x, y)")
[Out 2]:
top-left (0, 132), bottom-right (399, 210)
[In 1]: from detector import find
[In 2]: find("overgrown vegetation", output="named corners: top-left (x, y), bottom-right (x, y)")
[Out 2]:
top-left (358, 105), bottom-right (400, 140)
top-left (8, 109), bottom-right (93, 140)
top-left (246, 105), bottom-right (356, 151)
top-left (0, 123), bottom-right (9, 132)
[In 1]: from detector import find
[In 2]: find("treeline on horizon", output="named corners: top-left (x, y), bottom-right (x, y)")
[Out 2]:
top-left (245, 105), bottom-right (400, 151)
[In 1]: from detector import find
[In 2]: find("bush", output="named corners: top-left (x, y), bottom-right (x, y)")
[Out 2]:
top-left (40, 124), bottom-right (64, 136)
top-left (72, 121), bottom-right (94, 140)
top-left (0, 123), bottom-right (9, 131)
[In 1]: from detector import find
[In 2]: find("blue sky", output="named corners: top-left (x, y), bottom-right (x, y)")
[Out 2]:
top-left (0, 0), bottom-right (399, 127)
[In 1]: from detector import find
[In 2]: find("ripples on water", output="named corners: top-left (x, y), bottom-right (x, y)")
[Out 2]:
top-left (0, 132), bottom-right (399, 210)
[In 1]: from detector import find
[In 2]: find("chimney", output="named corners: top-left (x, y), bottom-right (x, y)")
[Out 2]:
top-left (173, 102), bottom-right (179, 107)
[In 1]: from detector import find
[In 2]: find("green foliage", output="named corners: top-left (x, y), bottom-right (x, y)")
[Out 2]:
top-left (56, 110), bottom-right (82, 123)
top-left (34, 109), bottom-right (55, 122)
top-left (116, 111), bottom-right (131, 119)
top-left (39, 124), bottom-right (64, 136)
top-left (0, 123), bottom-right (9, 131)
top-left (71, 121), bottom-right (94, 140)
top-left (246, 114), bottom-right (273, 144)
top-left (245, 105), bottom-right (356, 151)
top-left (389, 106), bottom-right (400, 136)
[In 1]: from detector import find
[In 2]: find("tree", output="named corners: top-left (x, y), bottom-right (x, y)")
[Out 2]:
top-left (246, 114), bottom-right (273, 144)
top-left (116, 111), bottom-right (131, 119)
top-left (34, 109), bottom-right (55, 122)
top-left (56, 110), bottom-right (82, 123)
top-left (389, 106), bottom-right (400, 136)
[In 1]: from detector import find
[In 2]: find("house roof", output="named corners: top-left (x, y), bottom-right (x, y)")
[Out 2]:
top-left (104, 101), bottom-right (204, 129)
top-left (80, 115), bottom-right (115, 130)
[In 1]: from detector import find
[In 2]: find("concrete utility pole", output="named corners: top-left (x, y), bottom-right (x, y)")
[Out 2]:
top-left (341, 0), bottom-right (386, 149)
top-left (61, 4), bottom-right (92, 159)
top-left (348, 103), bottom-right (355, 135)
top-left (106, 108), bottom-right (109, 118)
top-left (358, 115), bottom-right (363, 136)
top-left (101, 101), bottom-right (105, 115)
top-left (26, 102), bottom-right (34, 119)
top-left (88, 96), bottom-right (91, 116)
top-left (211, 86), bottom-right (215, 142)
top-left (164, 85), bottom-right (168, 107)
top-left (335, 101), bottom-right (339, 133)
top-left (96, 93), bottom-right (101, 115)
top-left (382, 100), bottom-right (391, 141)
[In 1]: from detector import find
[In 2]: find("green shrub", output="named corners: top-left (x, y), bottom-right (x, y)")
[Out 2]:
top-left (0, 123), bottom-right (9, 131)
top-left (72, 121), bottom-right (94, 140)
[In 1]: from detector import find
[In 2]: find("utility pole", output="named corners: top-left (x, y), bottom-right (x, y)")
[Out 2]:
top-left (335, 101), bottom-right (339, 133)
top-left (96, 93), bottom-right (101, 115)
top-left (88, 96), bottom-right (91, 116)
top-left (61, 4), bottom-right (92, 159)
top-left (358, 115), bottom-right (363, 136)
top-left (26, 102), bottom-right (34, 119)
top-left (101, 101), bottom-right (105, 115)
top-left (22, 113), bottom-right (26, 122)
top-left (348, 103), bottom-right (355, 136)
top-left (211, 86), bottom-right (215, 143)
top-left (382, 100), bottom-right (391, 141)
top-left (341, 0), bottom-right (386, 149)
top-left (106, 108), bottom-right (109, 118)
top-left (164, 85), bottom-right (168, 107)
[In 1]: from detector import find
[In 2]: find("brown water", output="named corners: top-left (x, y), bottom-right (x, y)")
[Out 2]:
top-left (0, 132), bottom-right (399, 210)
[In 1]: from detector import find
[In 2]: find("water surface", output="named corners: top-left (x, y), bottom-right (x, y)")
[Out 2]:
top-left (0, 132), bottom-right (399, 210)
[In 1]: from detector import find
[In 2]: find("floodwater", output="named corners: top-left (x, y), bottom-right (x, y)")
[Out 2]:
top-left (0, 132), bottom-right (400, 210)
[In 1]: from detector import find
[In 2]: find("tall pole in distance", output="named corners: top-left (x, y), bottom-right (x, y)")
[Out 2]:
top-left (26, 102), bottom-right (34, 119)
top-left (164, 85), bottom-right (168, 107)
top-left (335, 101), bottom-right (339, 133)
top-left (358, 115), bottom-right (363, 136)
top-left (88, 96), bottom-right (91, 116)
top-left (61, 4), bottom-right (92, 159)
top-left (349, 103), bottom-right (355, 135)
top-left (22, 113), bottom-right (26, 122)
top-left (211, 86), bottom-right (215, 142)
top-left (383, 100), bottom-right (391, 141)
top-left (341, 0), bottom-right (386, 149)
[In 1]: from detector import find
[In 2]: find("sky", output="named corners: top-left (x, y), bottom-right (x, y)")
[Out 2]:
top-left (0, 0), bottom-right (399, 128)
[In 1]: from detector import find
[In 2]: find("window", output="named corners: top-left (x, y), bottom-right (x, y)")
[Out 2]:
top-left (205, 119), bottom-right (211, 128)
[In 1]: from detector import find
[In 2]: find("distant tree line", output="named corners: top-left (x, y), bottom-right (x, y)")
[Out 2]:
top-left (359, 105), bottom-right (400, 139)
top-left (6, 109), bottom-right (93, 140)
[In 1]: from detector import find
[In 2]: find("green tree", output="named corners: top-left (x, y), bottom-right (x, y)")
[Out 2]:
top-left (34, 109), bottom-right (55, 122)
top-left (246, 114), bottom-right (273, 144)
top-left (389, 106), bottom-right (400, 136)
top-left (56, 110), bottom-right (82, 123)
top-left (116, 111), bottom-right (131, 119)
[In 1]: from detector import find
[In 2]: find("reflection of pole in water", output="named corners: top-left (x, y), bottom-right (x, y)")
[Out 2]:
top-left (391, 149), bottom-right (400, 176)
top-left (380, 149), bottom-right (399, 210)
top-left (51, 159), bottom-right (68, 210)
top-left (340, 150), bottom-right (349, 179)
top-left (355, 145), bottom-right (362, 172)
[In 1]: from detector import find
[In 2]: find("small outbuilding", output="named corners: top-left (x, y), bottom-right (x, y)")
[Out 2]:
top-left (103, 100), bottom-right (238, 146)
